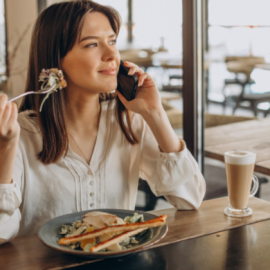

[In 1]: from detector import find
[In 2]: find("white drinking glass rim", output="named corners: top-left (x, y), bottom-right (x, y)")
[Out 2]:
top-left (224, 150), bottom-right (256, 165)
top-left (224, 150), bottom-right (256, 158)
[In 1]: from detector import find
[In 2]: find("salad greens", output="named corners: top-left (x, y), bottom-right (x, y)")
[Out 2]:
top-left (59, 213), bottom-right (145, 252)
top-left (124, 213), bottom-right (144, 224)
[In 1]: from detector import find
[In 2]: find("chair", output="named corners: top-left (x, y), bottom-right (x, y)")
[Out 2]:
top-left (233, 92), bottom-right (270, 116)
top-left (162, 74), bottom-right (182, 93)
top-left (136, 178), bottom-right (166, 211)
top-left (221, 56), bottom-right (265, 112)
top-left (233, 67), bottom-right (270, 116)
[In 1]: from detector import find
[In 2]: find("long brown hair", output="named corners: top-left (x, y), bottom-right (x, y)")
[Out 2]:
top-left (19, 0), bottom-right (138, 165)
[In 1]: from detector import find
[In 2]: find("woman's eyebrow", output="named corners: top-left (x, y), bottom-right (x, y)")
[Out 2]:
top-left (80, 34), bottom-right (116, 43)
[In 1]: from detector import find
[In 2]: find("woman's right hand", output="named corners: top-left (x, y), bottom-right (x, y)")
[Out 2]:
top-left (0, 94), bottom-right (20, 144)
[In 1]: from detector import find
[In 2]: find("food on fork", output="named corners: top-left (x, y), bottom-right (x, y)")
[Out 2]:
top-left (38, 68), bottom-right (67, 112)
top-left (58, 212), bottom-right (167, 252)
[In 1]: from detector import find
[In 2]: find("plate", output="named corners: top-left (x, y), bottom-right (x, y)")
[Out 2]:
top-left (38, 209), bottom-right (168, 258)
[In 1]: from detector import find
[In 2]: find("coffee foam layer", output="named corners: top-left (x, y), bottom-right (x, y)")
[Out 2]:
top-left (225, 150), bottom-right (256, 165)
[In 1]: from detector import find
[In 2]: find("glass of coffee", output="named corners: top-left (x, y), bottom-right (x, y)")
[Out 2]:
top-left (224, 150), bottom-right (259, 217)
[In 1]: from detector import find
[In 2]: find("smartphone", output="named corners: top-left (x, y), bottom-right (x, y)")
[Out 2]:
top-left (117, 61), bottom-right (138, 101)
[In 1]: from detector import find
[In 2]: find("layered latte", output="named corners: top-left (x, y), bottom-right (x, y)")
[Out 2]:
top-left (224, 151), bottom-right (256, 209)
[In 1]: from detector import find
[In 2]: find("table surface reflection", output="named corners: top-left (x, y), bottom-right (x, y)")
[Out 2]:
top-left (71, 219), bottom-right (270, 270)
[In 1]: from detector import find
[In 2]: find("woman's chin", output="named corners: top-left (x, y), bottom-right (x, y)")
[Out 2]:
top-left (100, 89), bottom-right (116, 95)
top-left (99, 83), bottom-right (117, 94)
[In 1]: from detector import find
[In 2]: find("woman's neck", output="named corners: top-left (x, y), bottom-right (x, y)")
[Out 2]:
top-left (64, 88), bottom-right (101, 135)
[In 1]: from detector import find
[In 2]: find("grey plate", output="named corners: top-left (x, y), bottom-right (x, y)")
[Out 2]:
top-left (38, 209), bottom-right (168, 258)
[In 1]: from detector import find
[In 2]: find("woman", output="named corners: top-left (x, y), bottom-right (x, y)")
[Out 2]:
top-left (0, 0), bottom-right (205, 244)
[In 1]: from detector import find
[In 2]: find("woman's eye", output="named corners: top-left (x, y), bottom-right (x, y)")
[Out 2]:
top-left (86, 43), bottom-right (97, 48)
top-left (109, 39), bottom-right (117, 45)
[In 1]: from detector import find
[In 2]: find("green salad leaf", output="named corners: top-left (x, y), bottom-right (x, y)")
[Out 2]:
top-left (124, 213), bottom-right (144, 224)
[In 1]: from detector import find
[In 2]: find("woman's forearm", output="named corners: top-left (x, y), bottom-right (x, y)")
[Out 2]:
top-left (142, 108), bottom-right (183, 153)
top-left (0, 139), bottom-right (18, 184)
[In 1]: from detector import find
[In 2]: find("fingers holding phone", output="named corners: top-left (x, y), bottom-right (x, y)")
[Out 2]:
top-left (116, 61), bottom-right (162, 116)
top-left (123, 62), bottom-right (150, 87)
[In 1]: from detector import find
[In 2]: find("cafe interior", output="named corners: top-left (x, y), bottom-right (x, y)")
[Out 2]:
top-left (1, 0), bottom-right (270, 269)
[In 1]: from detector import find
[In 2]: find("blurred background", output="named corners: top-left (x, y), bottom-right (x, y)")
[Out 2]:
top-left (1, 0), bottom-right (270, 210)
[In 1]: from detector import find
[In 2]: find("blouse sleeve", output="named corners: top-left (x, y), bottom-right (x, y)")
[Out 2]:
top-left (139, 122), bottom-right (206, 210)
top-left (0, 146), bottom-right (23, 244)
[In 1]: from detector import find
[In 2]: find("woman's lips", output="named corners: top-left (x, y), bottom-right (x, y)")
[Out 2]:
top-left (98, 68), bottom-right (117, 75)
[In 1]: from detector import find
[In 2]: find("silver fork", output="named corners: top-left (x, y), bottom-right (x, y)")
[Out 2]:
top-left (8, 84), bottom-right (56, 103)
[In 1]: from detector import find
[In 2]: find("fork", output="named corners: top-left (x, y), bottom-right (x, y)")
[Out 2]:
top-left (8, 84), bottom-right (56, 103)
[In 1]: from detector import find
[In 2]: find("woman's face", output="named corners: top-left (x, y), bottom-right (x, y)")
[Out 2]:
top-left (61, 12), bottom-right (120, 94)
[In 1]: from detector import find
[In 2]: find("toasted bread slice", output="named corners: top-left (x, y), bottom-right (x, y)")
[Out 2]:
top-left (89, 228), bottom-right (145, 252)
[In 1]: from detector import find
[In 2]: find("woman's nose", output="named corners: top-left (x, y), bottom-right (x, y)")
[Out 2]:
top-left (101, 44), bottom-right (118, 62)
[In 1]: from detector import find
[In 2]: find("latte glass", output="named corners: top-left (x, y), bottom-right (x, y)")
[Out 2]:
top-left (224, 150), bottom-right (259, 217)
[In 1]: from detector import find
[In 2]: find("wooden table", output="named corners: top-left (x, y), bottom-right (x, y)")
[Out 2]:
top-left (1, 197), bottom-right (270, 270)
top-left (205, 118), bottom-right (270, 176)
top-left (72, 219), bottom-right (270, 270)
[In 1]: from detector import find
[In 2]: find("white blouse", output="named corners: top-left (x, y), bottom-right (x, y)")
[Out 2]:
top-left (0, 100), bottom-right (206, 244)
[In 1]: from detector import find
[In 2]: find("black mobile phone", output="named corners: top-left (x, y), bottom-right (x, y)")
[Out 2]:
top-left (117, 61), bottom-right (138, 101)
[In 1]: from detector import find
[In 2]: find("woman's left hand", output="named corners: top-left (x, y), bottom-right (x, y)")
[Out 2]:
top-left (116, 61), bottom-right (163, 118)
